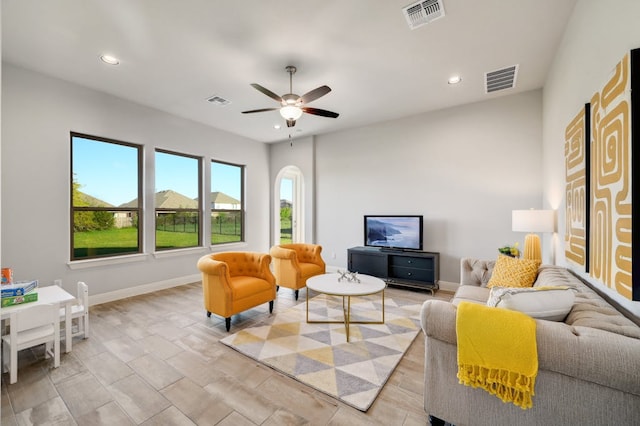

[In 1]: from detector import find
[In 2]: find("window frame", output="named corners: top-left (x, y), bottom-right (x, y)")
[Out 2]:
top-left (210, 159), bottom-right (245, 245)
top-left (70, 132), bottom-right (143, 261)
top-left (154, 148), bottom-right (203, 251)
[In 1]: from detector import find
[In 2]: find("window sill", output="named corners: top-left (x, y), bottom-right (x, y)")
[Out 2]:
top-left (67, 253), bottom-right (149, 270)
top-left (66, 243), bottom-right (249, 269)
top-left (210, 242), bottom-right (249, 251)
top-left (153, 247), bottom-right (209, 259)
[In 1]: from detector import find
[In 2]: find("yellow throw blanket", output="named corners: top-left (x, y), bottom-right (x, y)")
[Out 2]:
top-left (456, 301), bottom-right (538, 409)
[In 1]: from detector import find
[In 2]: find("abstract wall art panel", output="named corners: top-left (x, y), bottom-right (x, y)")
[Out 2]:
top-left (589, 49), bottom-right (639, 301)
top-left (565, 104), bottom-right (590, 272)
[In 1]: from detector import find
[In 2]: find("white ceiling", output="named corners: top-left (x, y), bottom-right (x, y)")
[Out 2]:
top-left (1, 0), bottom-right (577, 143)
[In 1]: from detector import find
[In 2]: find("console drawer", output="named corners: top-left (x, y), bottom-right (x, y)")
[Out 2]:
top-left (388, 255), bottom-right (433, 270)
top-left (389, 266), bottom-right (433, 282)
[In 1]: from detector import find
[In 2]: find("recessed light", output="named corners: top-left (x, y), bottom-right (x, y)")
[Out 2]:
top-left (274, 124), bottom-right (281, 130)
top-left (100, 55), bottom-right (120, 65)
top-left (448, 75), bottom-right (462, 85)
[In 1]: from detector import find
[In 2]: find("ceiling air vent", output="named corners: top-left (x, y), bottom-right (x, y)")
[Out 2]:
top-left (485, 65), bottom-right (519, 93)
top-left (402, 0), bottom-right (445, 30)
top-left (206, 95), bottom-right (230, 106)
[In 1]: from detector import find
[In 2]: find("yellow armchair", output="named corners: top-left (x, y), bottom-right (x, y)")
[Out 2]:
top-left (197, 251), bottom-right (276, 331)
top-left (270, 243), bottom-right (326, 300)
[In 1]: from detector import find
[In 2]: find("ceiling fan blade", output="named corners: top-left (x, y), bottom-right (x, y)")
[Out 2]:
top-left (286, 119), bottom-right (296, 128)
top-left (302, 107), bottom-right (339, 118)
top-left (241, 108), bottom-right (279, 114)
top-left (300, 85), bottom-right (331, 104)
top-left (250, 84), bottom-right (283, 103)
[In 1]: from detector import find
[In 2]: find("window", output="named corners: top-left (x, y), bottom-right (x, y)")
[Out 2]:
top-left (155, 150), bottom-right (201, 250)
top-left (280, 177), bottom-right (293, 243)
top-left (275, 165), bottom-right (304, 244)
top-left (211, 160), bottom-right (244, 244)
top-left (71, 133), bottom-right (142, 260)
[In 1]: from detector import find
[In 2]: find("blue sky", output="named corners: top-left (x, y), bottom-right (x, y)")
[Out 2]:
top-left (280, 178), bottom-right (292, 202)
top-left (73, 136), bottom-right (241, 206)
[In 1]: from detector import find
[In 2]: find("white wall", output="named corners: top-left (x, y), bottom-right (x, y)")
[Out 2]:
top-left (313, 90), bottom-right (544, 285)
top-left (0, 6), bottom-right (3, 276)
top-left (1, 64), bottom-right (271, 301)
top-left (543, 0), bottom-right (640, 315)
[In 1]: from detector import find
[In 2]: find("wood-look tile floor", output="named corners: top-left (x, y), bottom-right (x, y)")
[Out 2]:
top-left (1, 282), bottom-right (451, 425)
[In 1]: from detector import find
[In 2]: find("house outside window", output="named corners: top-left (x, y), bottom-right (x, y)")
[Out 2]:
top-left (70, 133), bottom-right (142, 260)
top-left (211, 160), bottom-right (244, 244)
top-left (153, 150), bottom-right (201, 250)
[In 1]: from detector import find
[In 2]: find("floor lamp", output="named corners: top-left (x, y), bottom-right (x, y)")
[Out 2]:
top-left (512, 210), bottom-right (555, 261)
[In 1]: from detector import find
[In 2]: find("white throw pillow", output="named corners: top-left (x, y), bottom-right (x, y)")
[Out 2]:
top-left (487, 286), bottom-right (576, 321)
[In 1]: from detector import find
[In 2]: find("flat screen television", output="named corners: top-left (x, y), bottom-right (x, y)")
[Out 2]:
top-left (364, 215), bottom-right (423, 251)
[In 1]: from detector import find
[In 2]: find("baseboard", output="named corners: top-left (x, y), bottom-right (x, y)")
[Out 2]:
top-left (437, 280), bottom-right (459, 293)
top-left (89, 273), bottom-right (201, 307)
top-left (89, 272), bottom-right (458, 307)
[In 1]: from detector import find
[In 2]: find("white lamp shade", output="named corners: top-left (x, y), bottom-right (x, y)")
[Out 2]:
top-left (512, 209), bottom-right (555, 233)
top-left (280, 105), bottom-right (303, 121)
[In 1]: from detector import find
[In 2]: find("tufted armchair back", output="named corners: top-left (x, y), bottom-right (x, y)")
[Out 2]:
top-left (460, 257), bottom-right (495, 287)
top-left (210, 251), bottom-right (274, 281)
top-left (277, 244), bottom-right (326, 268)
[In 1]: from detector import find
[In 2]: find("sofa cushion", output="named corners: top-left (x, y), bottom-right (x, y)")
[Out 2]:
top-left (534, 266), bottom-right (640, 339)
top-left (452, 285), bottom-right (490, 306)
top-left (486, 286), bottom-right (576, 321)
top-left (487, 255), bottom-right (540, 288)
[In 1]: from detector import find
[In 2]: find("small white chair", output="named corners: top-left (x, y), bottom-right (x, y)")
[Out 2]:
top-left (2, 303), bottom-right (60, 384)
top-left (59, 281), bottom-right (89, 340)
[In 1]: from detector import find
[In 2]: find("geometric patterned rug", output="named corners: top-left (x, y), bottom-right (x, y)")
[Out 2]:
top-left (220, 293), bottom-right (422, 411)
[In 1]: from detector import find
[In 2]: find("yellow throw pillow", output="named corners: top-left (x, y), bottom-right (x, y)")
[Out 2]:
top-left (487, 255), bottom-right (541, 288)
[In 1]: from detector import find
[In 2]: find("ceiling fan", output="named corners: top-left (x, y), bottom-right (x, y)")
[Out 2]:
top-left (242, 65), bottom-right (339, 128)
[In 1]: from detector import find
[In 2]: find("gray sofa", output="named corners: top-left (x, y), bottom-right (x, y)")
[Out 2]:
top-left (420, 258), bottom-right (640, 426)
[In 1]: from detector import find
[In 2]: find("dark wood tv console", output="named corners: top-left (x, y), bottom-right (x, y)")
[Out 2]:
top-left (347, 246), bottom-right (440, 294)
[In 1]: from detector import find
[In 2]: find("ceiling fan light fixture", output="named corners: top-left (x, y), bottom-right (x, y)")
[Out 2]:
top-left (280, 105), bottom-right (303, 121)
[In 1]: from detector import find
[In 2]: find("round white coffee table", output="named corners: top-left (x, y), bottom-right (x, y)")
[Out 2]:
top-left (306, 273), bottom-right (386, 342)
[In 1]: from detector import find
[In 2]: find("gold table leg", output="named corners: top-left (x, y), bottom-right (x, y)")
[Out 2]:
top-left (306, 289), bottom-right (385, 343)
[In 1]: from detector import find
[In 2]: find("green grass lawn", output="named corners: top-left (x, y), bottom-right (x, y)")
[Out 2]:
top-left (74, 226), bottom-right (242, 258)
top-left (280, 218), bottom-right (292, 243)
top-left (74, 228), bottom-right (139, 258)
top-left (156, 230), bottom-right (199, 249)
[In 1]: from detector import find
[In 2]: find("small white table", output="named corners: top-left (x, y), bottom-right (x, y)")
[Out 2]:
top-left (1, 286), bottom-right (76, 353)
top-left (306, 273), bottom-right (386, 342)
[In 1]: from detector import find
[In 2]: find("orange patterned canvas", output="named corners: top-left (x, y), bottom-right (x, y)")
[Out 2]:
top-left (565, 104), bottom-right (590, 271)
top-left (589, 50), bottom-right (638, 300)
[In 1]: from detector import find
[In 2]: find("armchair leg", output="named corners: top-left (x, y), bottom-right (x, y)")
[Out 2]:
top-left (206, 311), bottom-right (211, 318)
top-left (276, 285), bottom-right (279, 292)
top-left (225, 317), bottom-right (231, 332)
top-left (269, 300), bottom-right (274, 313)
top-left (294, 290), bottom-right (299, 300)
